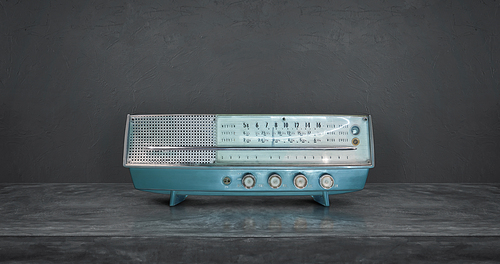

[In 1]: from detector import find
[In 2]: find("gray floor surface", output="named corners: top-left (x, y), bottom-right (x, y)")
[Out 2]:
top-left (1, 183), bottom-right (499, 263)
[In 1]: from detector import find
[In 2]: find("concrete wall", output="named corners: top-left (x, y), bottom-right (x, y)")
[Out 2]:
top-left (1, 0), bottom-right (499, 183)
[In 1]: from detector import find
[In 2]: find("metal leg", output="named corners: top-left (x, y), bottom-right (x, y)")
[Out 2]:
top-left (312, 191), bottom-right (330, 206)
top-left (169, 191), bottom-right (187, 206)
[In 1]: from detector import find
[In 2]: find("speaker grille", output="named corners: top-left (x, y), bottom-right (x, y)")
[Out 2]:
top-left (126, 115), bottom-right (216, 165)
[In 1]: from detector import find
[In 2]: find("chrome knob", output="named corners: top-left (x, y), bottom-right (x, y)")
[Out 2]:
top-left (242, 174), bottom-right (256, 189)
top-left (319, 174), bottom-right (334, 189)
top-left (268, 174), bottom-right (282, 189)
top-left (293, 174), bottom-right (308, 189)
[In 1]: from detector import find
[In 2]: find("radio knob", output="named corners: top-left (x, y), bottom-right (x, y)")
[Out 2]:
top-left (268, 174), bottom-right (282, 189)
top-left (242, 174), bottom-right (256, 189)
top-left (319, 174), bottom-right (334, 189)
top-left (351, 125), bottom-right (360, 135)
top-left (293, 174), bottom-right (308, 189)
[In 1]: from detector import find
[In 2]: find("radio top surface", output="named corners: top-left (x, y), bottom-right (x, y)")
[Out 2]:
top-left (123, 114), bottom-right (374, 168)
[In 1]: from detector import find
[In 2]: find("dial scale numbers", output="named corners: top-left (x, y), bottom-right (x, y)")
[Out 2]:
top-left (216, 115), bottom-right (371, 165)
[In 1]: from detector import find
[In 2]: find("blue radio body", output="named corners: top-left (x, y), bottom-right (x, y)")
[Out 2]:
top-left (123, 114), bottom-right (374, 206)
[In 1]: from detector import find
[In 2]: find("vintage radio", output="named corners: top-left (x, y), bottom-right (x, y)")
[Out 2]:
top-left (123, 114), bottom-right (374, 206)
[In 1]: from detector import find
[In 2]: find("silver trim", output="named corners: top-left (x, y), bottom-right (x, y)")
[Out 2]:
top-left (146, 146), bottom-right (357, 151)
top-left (125, 163), bottom-right (374, 168)
top-left (122, 114), bottom-right (131, 167)
top-left (123, 114), bottom-right (375, 168)
top-left (368, 115), bottom-right (375, 167)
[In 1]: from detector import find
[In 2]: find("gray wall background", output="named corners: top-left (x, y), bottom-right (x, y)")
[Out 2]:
top-left (1, 0), bottom-right (499, 183)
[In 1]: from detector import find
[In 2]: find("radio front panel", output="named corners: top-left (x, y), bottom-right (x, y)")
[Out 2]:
top-left (123, 114), bottom-right (374, 206)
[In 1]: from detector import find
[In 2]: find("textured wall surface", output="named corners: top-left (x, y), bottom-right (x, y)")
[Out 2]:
top-left (0, 0), bottom-right (499, 183)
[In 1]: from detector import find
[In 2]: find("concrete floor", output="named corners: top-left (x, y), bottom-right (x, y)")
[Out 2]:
top-left (1, 183), bottom-right (499, 263)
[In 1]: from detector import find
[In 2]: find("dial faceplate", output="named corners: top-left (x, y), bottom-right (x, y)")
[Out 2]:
top-left (215, 115), bottom-right (372, 166)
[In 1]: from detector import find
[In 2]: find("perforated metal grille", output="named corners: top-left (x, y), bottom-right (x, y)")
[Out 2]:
top-left (126, 115), bottom-right (216, 165)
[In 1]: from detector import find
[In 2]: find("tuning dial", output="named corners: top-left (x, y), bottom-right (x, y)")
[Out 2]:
top-left (293, 174), bottom-right (308, 189)
top-left (268, 174), bottom-right (282, 189)
top-left (242, 174), bottom-right (256, 189)
top-left (319, 174), bottom-right (334, 189)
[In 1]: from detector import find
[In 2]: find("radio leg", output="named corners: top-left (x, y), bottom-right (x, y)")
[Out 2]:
top-left (312, 192), bottom-right (330, 206)
top-left (169, 191), bottom-right (187, 206)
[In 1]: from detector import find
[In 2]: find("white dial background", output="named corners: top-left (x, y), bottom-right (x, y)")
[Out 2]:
top-left (216, 115), bottom-right (372, 165)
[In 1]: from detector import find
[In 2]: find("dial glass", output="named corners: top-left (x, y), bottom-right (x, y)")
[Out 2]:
top-left (215, 115), bottom-right (371, 166)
